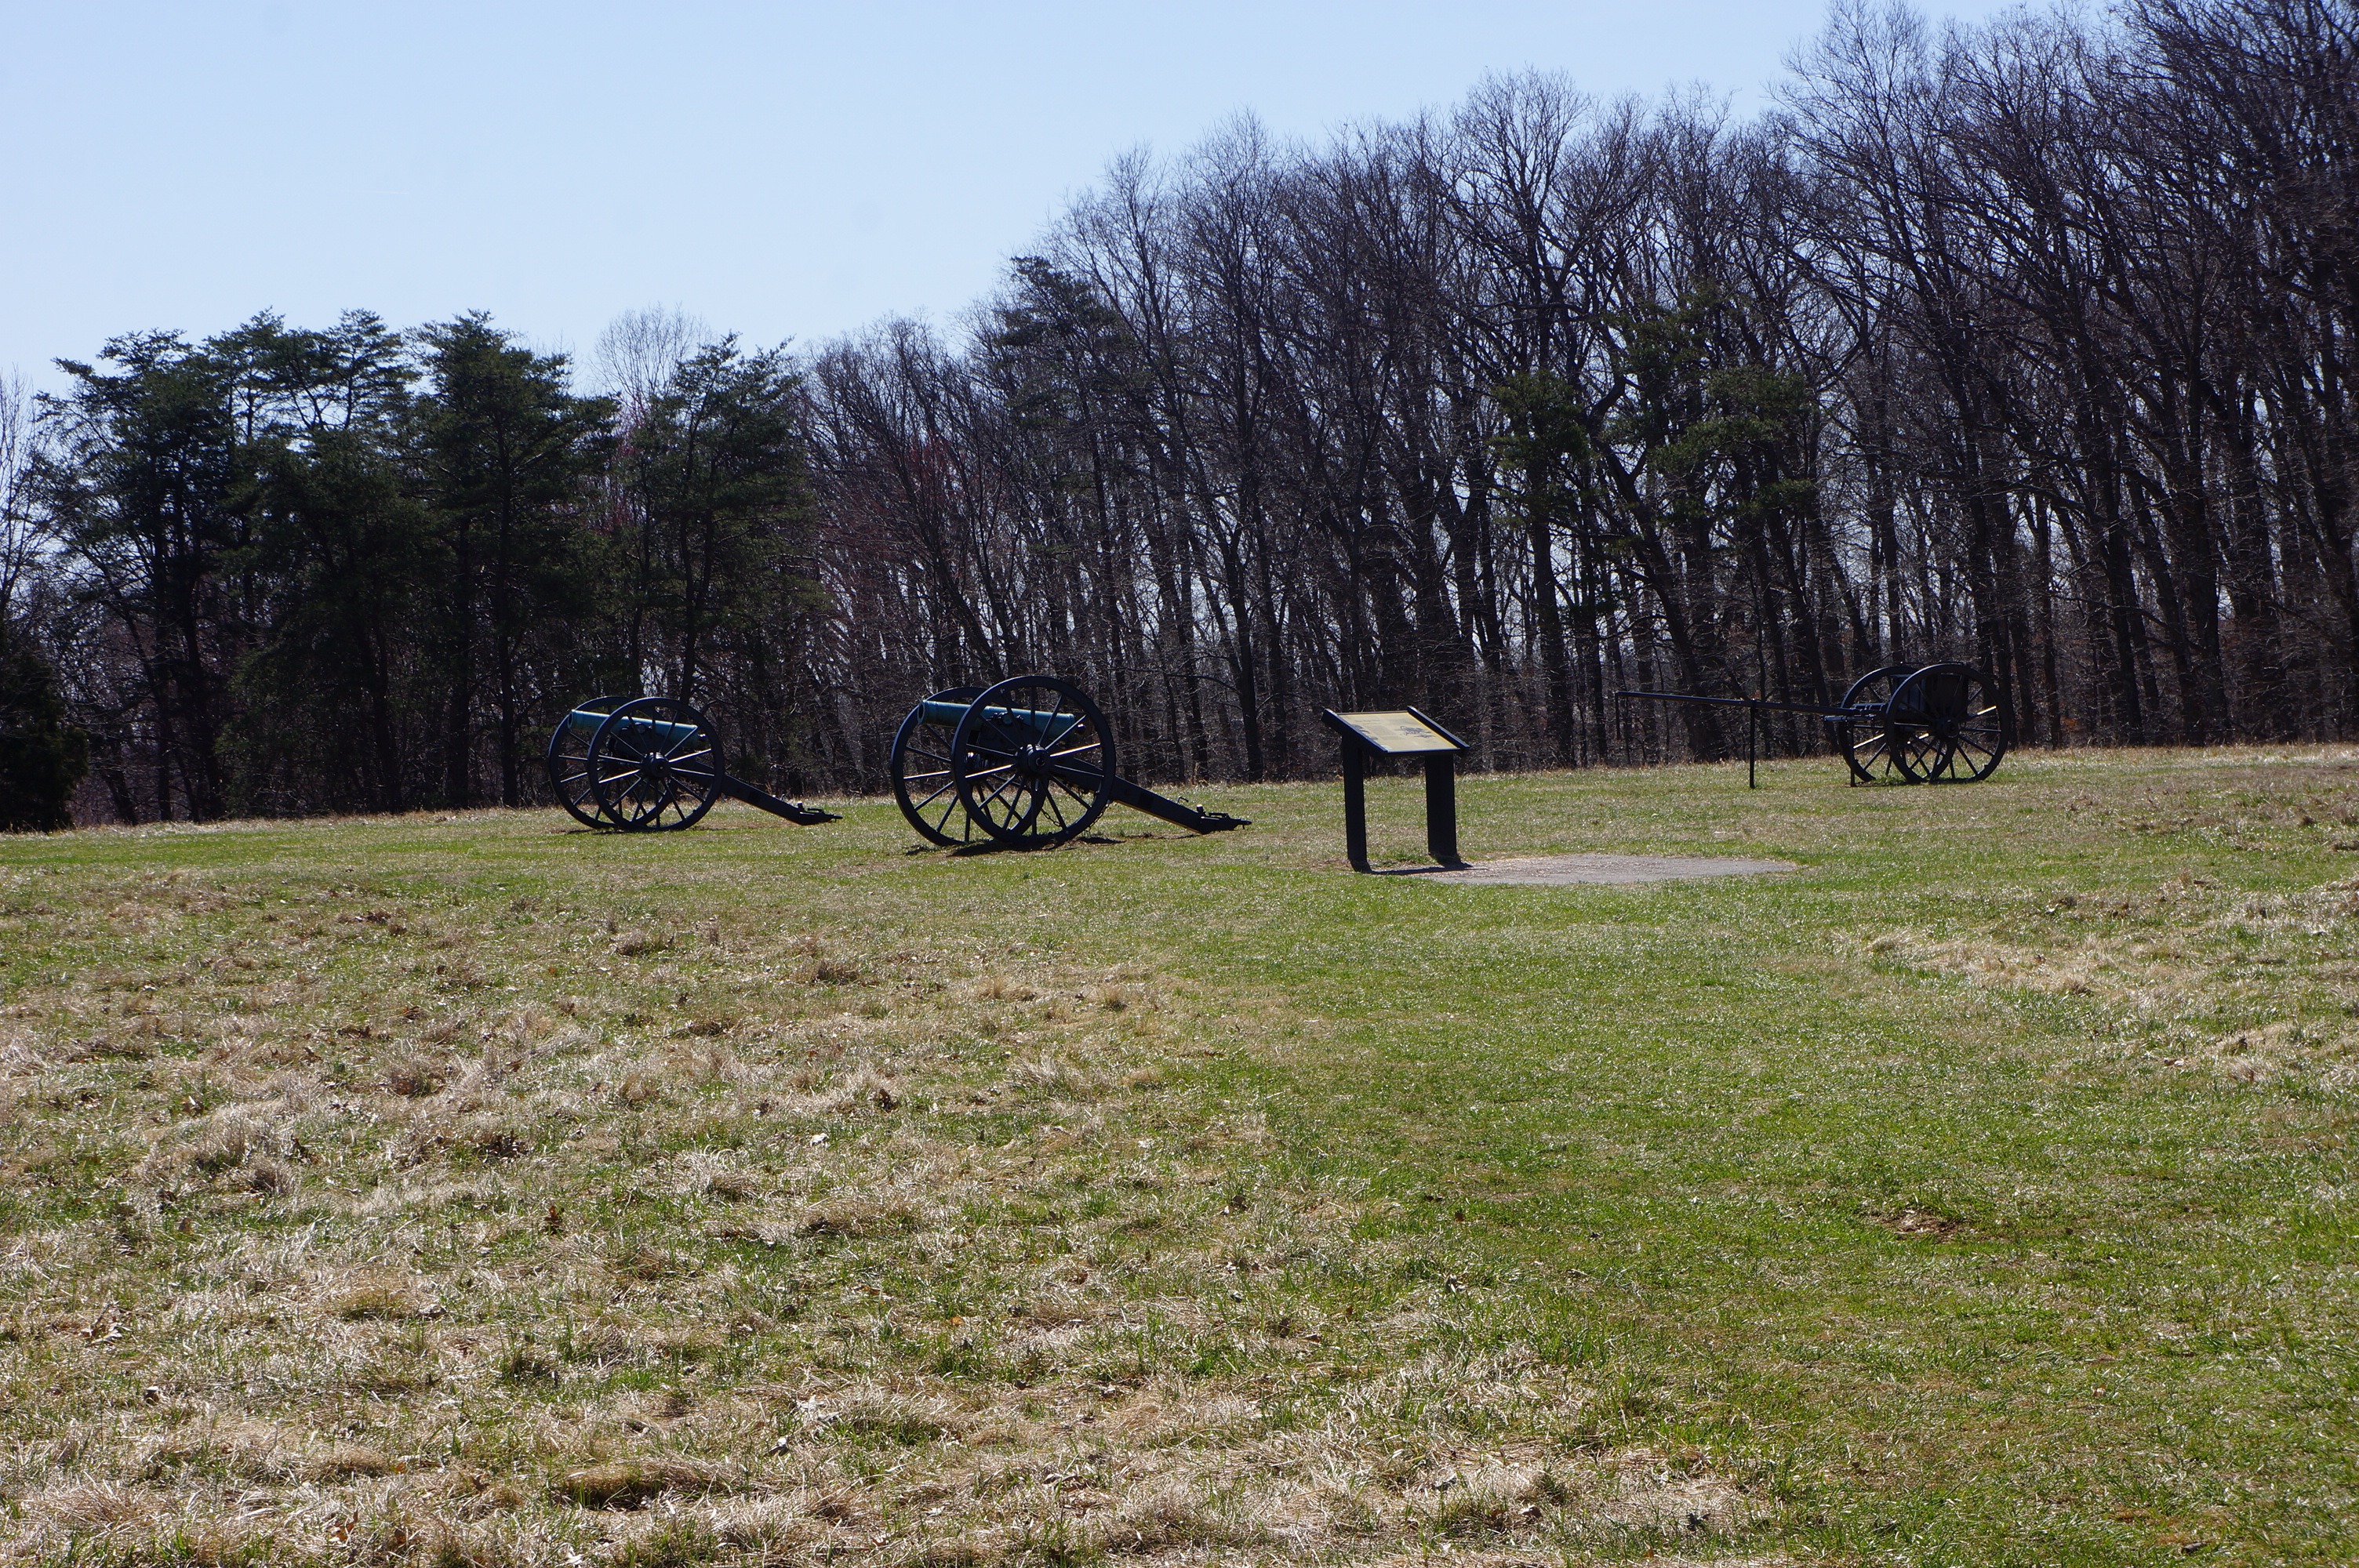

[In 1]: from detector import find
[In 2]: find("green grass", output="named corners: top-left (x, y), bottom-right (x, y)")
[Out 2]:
top-left (2, 746), bottom-right (2356, 1565)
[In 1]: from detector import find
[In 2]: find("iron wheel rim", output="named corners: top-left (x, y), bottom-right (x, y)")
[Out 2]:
top-left (950, 676), bottom-right (1114, 848)
top-left (892, 687), bottom-right (985, 847)
top-left (1835, 666), bottom-right (1917, 785)
top-left (1886, 662), bottom-right (2012, 784)
top-left (546, 695), bottom-right (624, 827)
top-left (589, 696), bottom-right (724, 831)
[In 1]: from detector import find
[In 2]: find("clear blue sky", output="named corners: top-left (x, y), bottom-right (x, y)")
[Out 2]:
top-left (0, 1), bottom-right (2025, 390)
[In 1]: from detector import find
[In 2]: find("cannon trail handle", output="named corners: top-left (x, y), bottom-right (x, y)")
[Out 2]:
top-left (1102, 776), bottom-right (1249, 834)
top-left (717, 773), bottom-right (841, 826)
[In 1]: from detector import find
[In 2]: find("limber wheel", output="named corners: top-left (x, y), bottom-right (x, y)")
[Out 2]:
top-left (546, 695), bottom-right (623, 826)
top-left (589, 696), bottom-right (724, 831)
top-left (891, 687), bottom-right (986, 847)
top-left (1887, 662), bottom-right (2012, 783)
top-left (1836, 665), bottom-right (1917, 785)
top-left (950, 676), bottom-right (1114, 848)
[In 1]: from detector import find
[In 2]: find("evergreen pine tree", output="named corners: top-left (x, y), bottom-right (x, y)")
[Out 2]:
top-left (0, 635), bottom-right (89, 830)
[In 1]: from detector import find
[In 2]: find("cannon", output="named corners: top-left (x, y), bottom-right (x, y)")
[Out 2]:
top-left (545, 695), bottom-right (841, 830)
top-left (1615, 661), bottom-right (2014, 786)
top-left (889, 675), bottom-right (1249, 848)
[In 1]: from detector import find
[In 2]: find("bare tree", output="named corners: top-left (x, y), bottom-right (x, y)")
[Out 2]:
top-left (592, 306), bottom-right (712, 415)
top-left (0, 371), bottom-right (35, 627)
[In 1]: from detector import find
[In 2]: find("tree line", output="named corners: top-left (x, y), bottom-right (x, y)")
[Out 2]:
top-left (2, 0), bottom-right (2351, 826)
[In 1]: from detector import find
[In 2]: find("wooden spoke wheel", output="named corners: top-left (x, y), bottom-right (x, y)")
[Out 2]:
top-left (1836, 665), bottom-right (1918, 785)
top-left (1887, 662), bottom-right (2012, 784)
top-left (589, 696), bottom-right (724, 831)
top-left (949, 676), bottom-right (1114, 848)
top-left (546, 695), bottom-right (624, 826)
top-left (891, 687), bottom-right (986, 847)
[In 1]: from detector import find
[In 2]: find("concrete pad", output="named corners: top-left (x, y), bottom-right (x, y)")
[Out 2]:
top-left (1419, 852), bottom-right (1799, 885)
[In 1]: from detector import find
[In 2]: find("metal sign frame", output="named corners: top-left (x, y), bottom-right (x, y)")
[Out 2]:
top-left (1318, 707), bottom-right (1474, 874)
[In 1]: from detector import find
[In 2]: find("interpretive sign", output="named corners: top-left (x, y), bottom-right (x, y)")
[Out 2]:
top-left (1318, 707), bottom-right (1474, 874)
top-left (1324, 710), bottom-right (1465, 755)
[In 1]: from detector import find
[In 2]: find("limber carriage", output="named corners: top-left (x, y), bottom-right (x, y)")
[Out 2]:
top-left (545, 696), bottom-right (841, 831)
top-left (889, 676), bottom-right (1249, 849)
top-left (1616, 660), bottom-right (2015, 786)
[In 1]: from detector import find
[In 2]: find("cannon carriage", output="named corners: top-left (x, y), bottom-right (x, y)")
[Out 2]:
top-left (1616, 660), bottom-right (2014, 785)
top-left (545, 695), bottom-right (840, 831)
top-left (889, 675), bottom-right (1248, 849)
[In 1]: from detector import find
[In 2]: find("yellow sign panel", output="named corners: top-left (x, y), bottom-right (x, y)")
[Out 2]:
top-left (1330, 710), bottom-right (1461, 754)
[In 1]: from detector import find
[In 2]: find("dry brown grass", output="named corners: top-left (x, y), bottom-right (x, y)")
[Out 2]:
top-left (1857, 865), bottom-right (2359, 1094)
top-left (0, 851), bottom-right (1718, 1566)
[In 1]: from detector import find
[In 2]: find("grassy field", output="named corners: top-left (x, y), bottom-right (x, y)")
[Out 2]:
top-left (2, 747), bottom-right (2356, 1566)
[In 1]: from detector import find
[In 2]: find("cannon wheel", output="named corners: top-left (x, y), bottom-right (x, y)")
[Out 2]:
top-left (1836, 666), bottom-right (1918, 785)
top-left (891, 687), bottom-right (987, 847)
top-left (950, 676), bottom-right (1115, 849)
top-left (1887, 662), bottom-right (2012, 783)
top-left (547, 695), bottom-right (625, 826)
top-left (589, 696), bottom-right (725, 831)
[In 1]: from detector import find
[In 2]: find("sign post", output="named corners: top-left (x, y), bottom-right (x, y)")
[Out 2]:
top-left (1318, 708), bottom-right (1474, 873)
